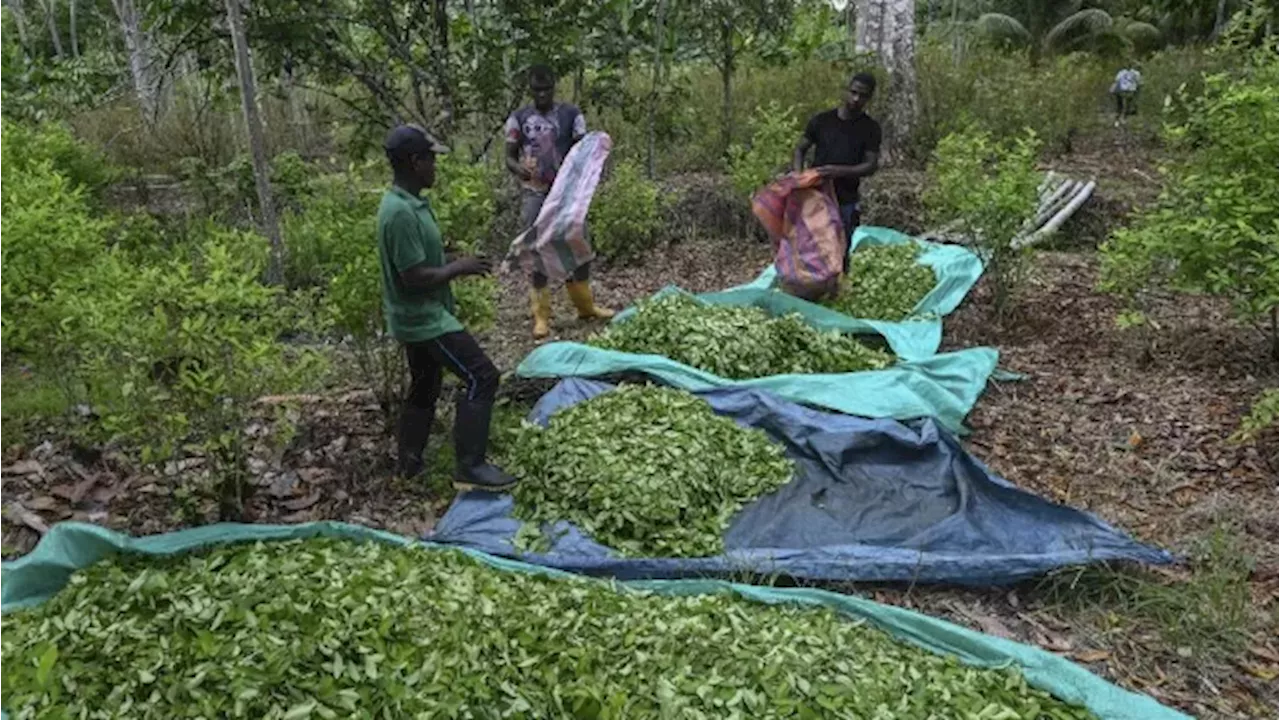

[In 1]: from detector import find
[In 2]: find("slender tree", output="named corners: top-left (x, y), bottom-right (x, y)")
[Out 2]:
top-left (224, 0), bottom-right (286, 284)
top-left (855, 0), bottom-right (917, 162)
top-left (69, 0), bottom-right (78, 57)
top-left (646, 0), bottom-right (668, 178)
top-left (110, 0), bottom-right (160, 124)
top-left (682, 0), bottom-right (793, 155)
top-left (36, 0), bottom-right (64, 57)
top-left (6, 0), bottom-right (32, 51)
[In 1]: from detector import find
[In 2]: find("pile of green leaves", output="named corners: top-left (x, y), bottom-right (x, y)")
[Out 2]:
top-left (821, 243), bottom-right (936, 321)
top-left (1, 538), bottom-right (1097, 719)
top-left (587, 294), bottom-right (894, 379)
top-left (502, 386), bottom-right (794, 556)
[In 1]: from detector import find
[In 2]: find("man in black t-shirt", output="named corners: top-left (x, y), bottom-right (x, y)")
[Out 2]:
top-left (793, 72), bottom-right (882, 273)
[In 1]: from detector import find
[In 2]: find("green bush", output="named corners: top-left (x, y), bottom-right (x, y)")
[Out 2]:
top-left (727, 101), bottom-right (800, 198)
top-left (282, 170), bottom-right (380, 289)
top-left (180, 151), bottom-right (327, 221)
top-left (1, 119), bottom-right (118, 196)
top-left (0, 39), bottom-right (120, 125)
top-left (1100, 34), bottom-right (1278, 321)
top-left (50, 225), bottom-right (325, 515)
top-left (432, 154), bottom-right (497, 255)
top-left (1234, 389), bottom-right (1279, 444)
top-left (588, 159), bottom-right (663, 265)
top-left (924, 124), bottom-right (1041, 318)
top-left (0, 151), bottom-right (111, 353)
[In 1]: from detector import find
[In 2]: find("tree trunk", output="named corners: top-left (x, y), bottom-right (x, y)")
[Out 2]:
top-left (69, 0), bottom-right (78, 57)
top-left (846, 1), bottom-right (856, 57)
top-left (224, 0), bottom-right (286, 285)
top-left (853, 0), bottom-right (882, 55)
top-left (1211, 0), bottom-right (1228, 38)
top-left (886, 0), bottom-right (917, 162)
top-left (110, 0), bottom-right (159, 125)
top-left (949, 0), bottom-right (960, 64)
top-left (431, 0), bottom-right (454, 134)
top-left (719, 18), bottom-right (734, 156)
top-left (6, 0), bottom-right (31, 52)
top-left (38, 0), bottom-right (64, 58)
top-left (854, 0), bottom-right (917, 164)
top-left (646, 0), bottom-right (668, 178)
top-left (1271, 306), bottom-right (1278, 360)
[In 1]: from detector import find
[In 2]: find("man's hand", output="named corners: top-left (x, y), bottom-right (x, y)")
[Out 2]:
top-left (450, 256), bottom-right (493, 277)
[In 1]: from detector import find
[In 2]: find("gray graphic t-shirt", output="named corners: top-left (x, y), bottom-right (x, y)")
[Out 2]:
top-left (504, 103), bottom-right (587, 191)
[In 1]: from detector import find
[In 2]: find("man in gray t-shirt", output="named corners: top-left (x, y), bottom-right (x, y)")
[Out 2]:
top-left (1109, 65), bottom-right (1142, 125)
top-left (504, 64), bottom-right (612, 339)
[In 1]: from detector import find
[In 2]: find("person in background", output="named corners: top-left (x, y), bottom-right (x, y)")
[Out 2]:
top-left (505, 64), bottom-right (613, 339)
top-left (379, 124), bottom-right (517, 491)
top-left (793, 71), bottom-right (882, 274)
top-left (1110, 64), bottom-right (1142, 126)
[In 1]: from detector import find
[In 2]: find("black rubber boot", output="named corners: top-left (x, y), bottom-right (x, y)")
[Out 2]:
top-left (396, 405), bottom-right (435, 479)
top-left (452, 399), bottom-right (517, 492)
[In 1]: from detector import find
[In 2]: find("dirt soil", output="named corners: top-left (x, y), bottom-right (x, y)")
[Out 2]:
top-left (3, 136), bottom-right (1276, 719)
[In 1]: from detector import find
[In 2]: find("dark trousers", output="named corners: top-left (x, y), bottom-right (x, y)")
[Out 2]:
top-left (1113, 90), bottom-right (1137, 118)
top-left (838, 202), bottom-right (861, 275)
top-left (531, 262), bottom-right (591, 289)
top-left (405, 331), bottom-right (500, 412)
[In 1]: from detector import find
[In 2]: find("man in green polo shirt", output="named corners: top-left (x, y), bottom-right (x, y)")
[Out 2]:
top-left (378, 124), bottom-right (517, 491)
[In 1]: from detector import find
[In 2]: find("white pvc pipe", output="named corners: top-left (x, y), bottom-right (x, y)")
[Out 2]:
top-left (1013, 180), bottom-right (1095, 249)
top-left (1035, 180), bottom-right (1078, 226)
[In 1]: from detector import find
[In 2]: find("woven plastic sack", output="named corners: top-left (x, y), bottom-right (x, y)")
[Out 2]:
top-left (501, 131), bottom-right (611, 283)
top-left (752, 169), bottom-right (845, 301)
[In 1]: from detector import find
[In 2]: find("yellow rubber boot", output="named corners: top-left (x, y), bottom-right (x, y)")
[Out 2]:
top-left (566, 281), bottom-right (614, 320)
top-left (530, 288), bottom-right (552, 339)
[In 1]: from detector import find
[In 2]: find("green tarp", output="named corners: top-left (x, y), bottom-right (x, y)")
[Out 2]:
top-left (733, 225), bottom-right (985, 359)
top-left (517, 287), bottom-right (997, 433)
top-left (1, 522), bottom-right (1188, 720)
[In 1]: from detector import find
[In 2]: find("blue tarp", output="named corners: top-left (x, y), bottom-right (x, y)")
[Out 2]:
top-left (430, 379), bottom-right (1172, 584)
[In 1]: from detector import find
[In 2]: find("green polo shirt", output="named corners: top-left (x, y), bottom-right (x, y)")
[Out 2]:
top-left (376, 186), bottom-right (462, 342)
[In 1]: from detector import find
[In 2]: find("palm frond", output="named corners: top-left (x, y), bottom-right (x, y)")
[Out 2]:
top-left (1044, 8), bottom-right (1114, 52)
top-left (975, 12), bottom-right (1033, 46)
top-left (1121, 20), bottom-right (1163, 47)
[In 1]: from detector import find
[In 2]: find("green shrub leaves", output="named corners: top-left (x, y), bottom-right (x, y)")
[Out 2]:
top-left (503, 386), bottom-right (794, 556)
top-left (587, 294), bottom-right (894, 379)
top-left (1, 538), bottom-right (1097, 718)
top-left (822, 243), bottom-right (936, 321)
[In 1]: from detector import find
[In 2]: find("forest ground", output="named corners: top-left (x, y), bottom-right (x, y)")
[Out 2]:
top-left (2, 123), bottom-right (1276, 720)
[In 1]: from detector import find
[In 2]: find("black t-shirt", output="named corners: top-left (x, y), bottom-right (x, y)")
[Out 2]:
top-left (803, 109), bottom-right (882, 205)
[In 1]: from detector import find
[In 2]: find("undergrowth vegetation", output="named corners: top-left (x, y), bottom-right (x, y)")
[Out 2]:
top-left (0, 123), bottom-right (501, 514)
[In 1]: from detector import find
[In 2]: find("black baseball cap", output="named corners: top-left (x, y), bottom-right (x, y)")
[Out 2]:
top-left (383, 123), bottom-right (450, 157)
